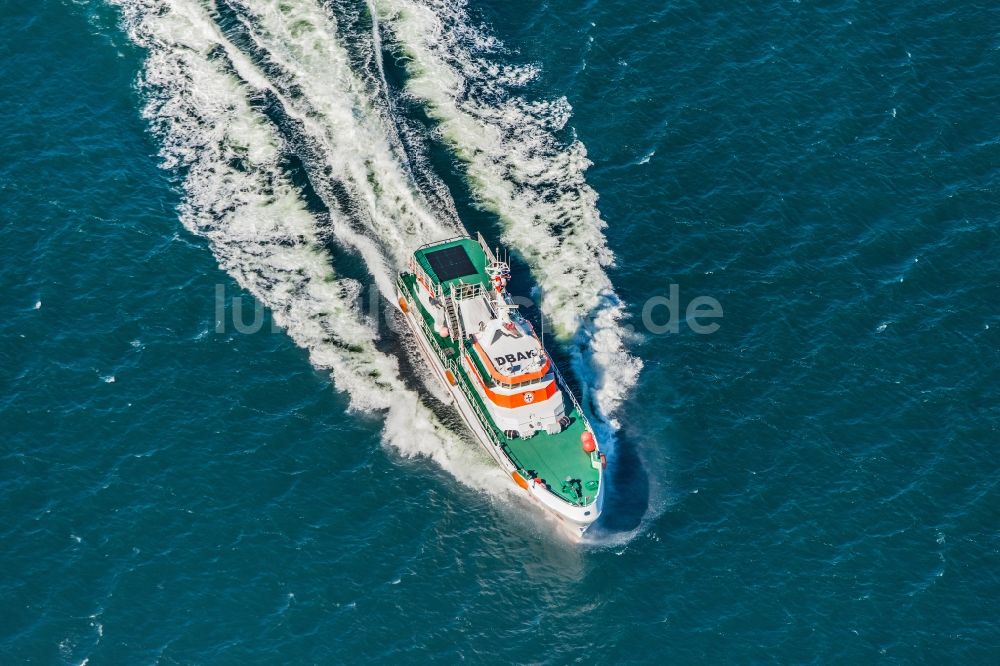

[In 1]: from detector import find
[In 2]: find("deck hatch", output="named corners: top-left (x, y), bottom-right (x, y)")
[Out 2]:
top-left (424, 245), bottom-right (478, 283)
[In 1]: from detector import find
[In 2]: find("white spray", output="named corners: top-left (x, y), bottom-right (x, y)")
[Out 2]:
top-left (112, 0), bottom-right (509, 494)
top-left (370, 0), bottom-right (642, 429)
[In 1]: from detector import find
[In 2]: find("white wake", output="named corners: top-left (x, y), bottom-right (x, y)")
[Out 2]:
top-left (371, 0), bottom-right (642, 428)
top-left (112, 0), bottom-right (507, 492)
top-left (112, 0), bottom-right (642, 518)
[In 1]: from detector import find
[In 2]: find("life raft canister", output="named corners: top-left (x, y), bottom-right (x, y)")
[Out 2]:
top-left (581, 431), bottom-right (597, 453)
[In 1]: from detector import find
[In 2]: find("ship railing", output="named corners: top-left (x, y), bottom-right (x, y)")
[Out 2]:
top-left (551, 361), bottom-right (592, 434)
top-left (443, 286), bottom-right (465, 341)
top-left (446, 353), bottom-right (517, 465)
top-left (405, 259), bottom-right (436, 301)
top-left (400, 275), bottom-right (443, 344)
top-left (402, 278), bottom-right (505, 449)
top-left (414, 235), bottom-right (470, 252)
top-left (451, 347), bottom-right (589, 508)
top-left (402, 273), bottom-right (591, 508)
top-left (450, 281), bottom-right (485, 302)
top-left (452, 361), bottom-right (506, 451)
top-left (476, 231), bottom-right (497, 264)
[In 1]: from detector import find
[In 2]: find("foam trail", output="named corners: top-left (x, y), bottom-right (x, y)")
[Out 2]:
top-left (111, 0), bottom-right (643, 533)
top-left (112, 0), bottom-right (507, 493)
top-left (371, 0), bottom-right (642, 426)
top-left (212, 0), bottom-right (462, 297)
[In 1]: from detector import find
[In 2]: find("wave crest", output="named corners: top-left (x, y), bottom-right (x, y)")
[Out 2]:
top-left (372, 0), bottom-right (642, 423)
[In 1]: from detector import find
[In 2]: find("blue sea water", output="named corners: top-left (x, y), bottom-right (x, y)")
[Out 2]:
top-left (2, 0), bottom-right (999, 662)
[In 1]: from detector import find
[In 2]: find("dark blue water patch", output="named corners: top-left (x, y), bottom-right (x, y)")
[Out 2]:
top-left (453, 0), bottom-right (999, 659)
top-left (2, 0), bottom-right (999, 662)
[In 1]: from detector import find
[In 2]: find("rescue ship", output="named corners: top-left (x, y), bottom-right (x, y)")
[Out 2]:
top-left (396, 234), bottom-right (605, 538)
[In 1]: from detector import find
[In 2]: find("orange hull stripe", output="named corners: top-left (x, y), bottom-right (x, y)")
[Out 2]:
top-left (472, 338), bottom-right (552, 384)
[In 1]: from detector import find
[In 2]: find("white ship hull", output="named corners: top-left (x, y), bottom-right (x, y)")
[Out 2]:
top-left (397, 288), bottom-right (603, 541)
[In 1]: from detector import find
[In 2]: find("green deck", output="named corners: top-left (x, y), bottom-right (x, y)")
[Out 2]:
top-left (413, 238), bottom-right (491, 290)
top-left (401, 242), bottom-right (600, 507)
